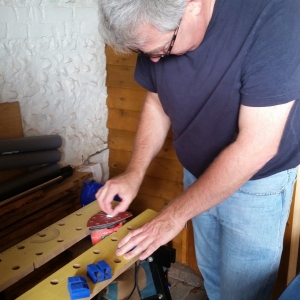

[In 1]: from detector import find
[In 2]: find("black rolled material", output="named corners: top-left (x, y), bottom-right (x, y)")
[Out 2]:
top-left (0, 150), bottom-right (61, 170)
top-left (0, 163), bottom-right (61, 201)
top-left (0, 135), bottom-right (62, 154)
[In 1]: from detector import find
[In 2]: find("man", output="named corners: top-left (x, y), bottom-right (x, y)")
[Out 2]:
top-left (96, 0), bottom-right (300, 299)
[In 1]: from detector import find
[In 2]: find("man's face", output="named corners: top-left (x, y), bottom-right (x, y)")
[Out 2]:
top-left (135, 0), bottom-right (213, 62)
top-left (137, 20), bottom-right (198, 63)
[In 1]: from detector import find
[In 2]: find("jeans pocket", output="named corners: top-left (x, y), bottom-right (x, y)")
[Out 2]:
top-left (238, 168), bottom-right (297, 196)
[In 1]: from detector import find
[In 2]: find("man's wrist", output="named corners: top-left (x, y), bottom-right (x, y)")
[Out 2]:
top-left (125, 166), bottom-right (146, 183)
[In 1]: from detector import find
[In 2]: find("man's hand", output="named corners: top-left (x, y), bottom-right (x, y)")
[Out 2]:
top-left (95, 171), bottom-right (143, 216)
top-left (115, 208), bottom-right (186, 260)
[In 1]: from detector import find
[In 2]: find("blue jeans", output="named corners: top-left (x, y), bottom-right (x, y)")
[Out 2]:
top-left (184, 168), bottom-right (298, 300)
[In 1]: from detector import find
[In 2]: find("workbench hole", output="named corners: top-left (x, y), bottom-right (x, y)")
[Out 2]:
top-left (111, 237), bottom-right (118, 242)
top-left (114, 259), bottom-right (121, 263)
top-left (59, 223), bottom-right (65, 226)
top-left (17, 245), bottom-right (25, 250)
top-left (38, 233), bottom-right (46, 237)
top-left (57, 239), bottom-right (64, 242)
top-left (50, 279), bottom-right (59, 285)
top-left (12, 266), bottom-right (20, 270)
top-left (76, 213), bottom-right (82, 216)
top-left (36, 252), bottom-right (43, 256)
top-left (93, 250), bottom-right (100, 254)
top-left (76, 227), bottom-right (82, 231)
top-left (73, 264), bottom-right (81, 269)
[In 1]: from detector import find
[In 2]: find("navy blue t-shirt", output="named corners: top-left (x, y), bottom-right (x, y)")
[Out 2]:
top-left (134, 0), bottom-right (300, 180)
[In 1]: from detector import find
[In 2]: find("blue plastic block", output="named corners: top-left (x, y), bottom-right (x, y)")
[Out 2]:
top-left (80, 181), bottom-right (121, 207)
top-left (68, 276), bottom-right (90, 300)
top-left (87, 260), bottom-right (112, 284)
top-left (97, 260), bottom-right (112, 278)
top-left (87, 263), bottom-right (105, 283)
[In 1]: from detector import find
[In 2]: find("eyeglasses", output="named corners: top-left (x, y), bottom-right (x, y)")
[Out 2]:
top-left (131, 20), bottom-right (181, 58)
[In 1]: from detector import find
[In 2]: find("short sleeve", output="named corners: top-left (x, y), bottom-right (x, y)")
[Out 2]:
top-left (134, 56), bottom-right (158, 93)
top-left (241, 0), bottom-right (300, 106)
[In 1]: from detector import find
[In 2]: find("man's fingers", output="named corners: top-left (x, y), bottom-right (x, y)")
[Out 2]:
top-left (96, 177), bottom-right (137, 215)
top-left (124, 240), bottom-right (154, 260)
top-left (117, 227), bottom-right (143, 249)
top-left (95, 184), bottom-right (109, 209)
top-left (115, 222), bottom-right (164, 260)
top-left (116, 227), bottom-right (148, 256)
top-left (121, 238), bottom-right (154, 260)
top-left (112, 200), bottom-right (129, 216)
top-left (117, 230), bottom-right (162, 260)
top-left (96, 184), bottom-right (119, 214)
top-left (114, 212), bottom-right (185, 261)
top-left (102, 189), bottom-right (119, 213)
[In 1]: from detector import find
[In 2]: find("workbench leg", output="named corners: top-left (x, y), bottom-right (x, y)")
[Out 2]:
top-left (144, 246), bottom-right (176, 300)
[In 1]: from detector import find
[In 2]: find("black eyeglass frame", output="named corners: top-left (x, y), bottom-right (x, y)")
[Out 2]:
top-left (131, 20), bottom-right (181, 58)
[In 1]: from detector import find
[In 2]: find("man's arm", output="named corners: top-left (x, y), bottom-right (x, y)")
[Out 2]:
top-left (96, 91), bottom-right (171, 215)
top-left (117, 100), bottom-right (295, 259)
top-left (169, 100), bottom-right (295, 221)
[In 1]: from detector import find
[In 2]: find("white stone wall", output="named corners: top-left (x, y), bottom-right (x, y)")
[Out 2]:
top-left (0, 0), bottom-right (109, 181)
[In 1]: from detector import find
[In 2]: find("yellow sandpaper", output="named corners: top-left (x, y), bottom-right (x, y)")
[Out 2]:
top-left (17, 209), bottom-right (157, 300)
top-left (0, 201), bottom-right (102, 291)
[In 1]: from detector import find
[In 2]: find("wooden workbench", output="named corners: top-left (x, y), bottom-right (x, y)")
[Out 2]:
top-left (17, 209), bottom-right (157, 299)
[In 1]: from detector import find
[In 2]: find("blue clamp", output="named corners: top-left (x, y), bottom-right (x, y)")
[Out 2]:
top-left (87, 260), bottom-right (112, 284)
top-left (67, 276), bottom-right (90, 300)
top-left (97, 260), bottom-right (112, 278)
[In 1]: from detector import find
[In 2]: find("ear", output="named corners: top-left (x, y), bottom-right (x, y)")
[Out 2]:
top-left (186, 0), bottom-right (202, 15)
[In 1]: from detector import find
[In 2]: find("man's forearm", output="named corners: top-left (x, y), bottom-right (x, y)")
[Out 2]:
top-left (126, 92), bottom-right (171, 180)
top-left (168, 139), bottom-right (272, 223)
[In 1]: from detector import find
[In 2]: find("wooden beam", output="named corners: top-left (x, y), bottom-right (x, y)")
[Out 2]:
top-left (109, 149), bottom-right (183, 183)
top-left (0, 102), bottom-right (23, 139)
top-left (17, 209), bottom-right (157, 300)
top-left (287, 169), bottom-right (300, 283)
top-left (0, 191), bottom-right (43, 217)
top-left (0, 171), bottom-right (92, 230)
top-left (107, 87), bottom-right (146, 111)
top-left (0, 101), bottom-right (26, 183)
top-left (107, 109), bottom-right (173, 139)
top-left (107, 108), bottom-right (140, 133)
top-left (110, 168), bottom-right (183, 200)
top-left (106, 65), bottom-right (141, 89)
top-left (105, 46), bottom-right (138, 67)
top-left (108, 129), bottom-right (178, 161)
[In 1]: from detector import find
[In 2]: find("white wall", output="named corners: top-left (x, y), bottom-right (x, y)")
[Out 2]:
top-left (0, 0), bottom-right (109, 181)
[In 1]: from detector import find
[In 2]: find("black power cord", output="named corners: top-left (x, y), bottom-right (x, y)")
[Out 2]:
top-left (83, 148), bottom-right (108, 165)
top-left (126, 261), bottom-right (142, 300)
top-left (136, 261), bottom-right (142, 299)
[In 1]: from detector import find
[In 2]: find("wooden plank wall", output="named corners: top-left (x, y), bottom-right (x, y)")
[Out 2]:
top-left (105, 46), bottom-right (185, 262)
top-left (0, 102), bottom-right (26, 183)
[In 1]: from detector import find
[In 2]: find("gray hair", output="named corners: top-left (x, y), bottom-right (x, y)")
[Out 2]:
top-left (98, 0), bottom-right (186, 53)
